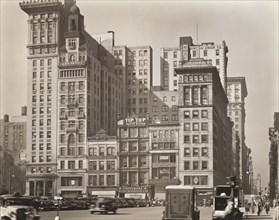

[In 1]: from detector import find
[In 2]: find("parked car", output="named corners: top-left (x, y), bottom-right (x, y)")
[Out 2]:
top-left (89, 197), bottom-right (117, 214)
top-left (0, 193), bottom-right (40, 220)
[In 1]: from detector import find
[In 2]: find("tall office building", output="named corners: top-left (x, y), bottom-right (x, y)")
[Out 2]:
top-left (0, 108), bottom-right (27, 194)
top-left (176, 58), bottom-right (233, 192)
top-left (114, 46), bottom-right (153, 117)
top-left (161, 37), bottom-right (228, 93)
top-left (20, 0), bottom-right (122, 196)
top-left (227, 77), bottom-right (249, 192)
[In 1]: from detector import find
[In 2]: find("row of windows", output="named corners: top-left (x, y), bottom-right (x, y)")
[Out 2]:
top-left (32, 131), bottom-right (51, 139)
top-left (184, 147), bottom-right (209, 157)
top-left (184, 161), bottom-right (208, 170)
top-left (151, 142), bottom-right (176, 150)
top-left (127, 78), bottom-right (148, 85)
top-left (152, 105), bottom-right (177, 112)
top-left (32, 107), bottom-right (51, 115)
top-left (151, 115), bottom-right (178, 122)
top-left (88, 147), bottom-right (116, 156)
top-left (60, 81), bottom-right (85, 91)
top-left (184, 122), bottom-right (208, 131)
top-left (119, 156), bottom-right (147, 168)
top-left (182, 74), bottom-right (211, 83)
top-left (153, 96), bottom-right (176, 102)
top-left (32, 95), bottom-right (51, 103)
top-left (163, 51), bottom-right (178, 59)
top-left (184, 135), bottom-right (209, 143)
top-left (32, 34), bottom-right (53, 44)
top-left (59, 69), bottom-right (85, 78)
top-left (32, 118), bottom-right (51, 127)
top-left (152, 130), bottom-right (176, 139)
top-left (31, 167), bottom-right (52, 173)
top-left (60, 120), bottom-right (85, 130)
top-left (30, 47), bottom-right (56, 55)
top-left (60, 147), bottom-right (85, 156)
top-left (120, 127), bottom-right (148, 138)
top-left (184, 110), bottom-right (208, 119)
top-left (60, 133), bottom-right (85, 143)
top-left (88, 161), bottom-right (116, 171)
top-left (127, 98), bottom-right (148, 105)
top-left (32, 71), bottom-right (52, 79)
top-left (32, 13), bottom-right (54, 20)
top-left (127, 69), bottom-right (148, 76)
top-left (89, 174), bottom-right (116, 186)
top-left (60, 95), bottom-right (85, 104)
top-left (184, 86), bottom-right (209, 105)
top-left (32, 82), bottom-right (52, 91)
top-left (32, 143), bottom-right (51, 151)
top-left (60, 160), bottom-right (84, 169)
top-left (127, 108), bottom-right (148, 114)
top-left (59, 54), bottom-right (86, 63)
top-left (120, 142), bottom-right (148, 152)
top-left (32, 155), bottom-right (51, 163)
top-left (127, 88), bottom-right (148, 95)
top-left (127, 59), bottom-right (148, 67)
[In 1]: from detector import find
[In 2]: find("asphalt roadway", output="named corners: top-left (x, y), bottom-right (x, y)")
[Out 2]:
top-left (40, 206), bottom-right (274, 220)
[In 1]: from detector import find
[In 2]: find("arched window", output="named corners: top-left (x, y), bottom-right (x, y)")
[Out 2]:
top-left (68, 134), bottom-right (76, 146)
top-left (67, 134), bottom-right (76, 155)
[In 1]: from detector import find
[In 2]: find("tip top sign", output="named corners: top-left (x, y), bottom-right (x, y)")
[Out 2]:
top-left (118, 117), bottom-right (148, 126)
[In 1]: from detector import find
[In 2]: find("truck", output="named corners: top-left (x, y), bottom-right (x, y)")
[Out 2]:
top-left (162, 185), bottom-right (200, 220)
top-left (212, 184), bottom-right (244, 220)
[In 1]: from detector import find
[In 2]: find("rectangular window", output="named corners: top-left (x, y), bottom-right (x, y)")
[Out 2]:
top-left (184, 148), bottom-right (190, 157)
top-left (201, 122), bottom-right (208, 131)
top-left (193, 123), bottom-right (199, 131)
top-left (184, 123), bottom-right (190, 131)
top-left (184, 161), bottom-right (190, 170)
top-left (202, 147), bottom-right (208, 157)
top-left (193, 161), bottom-right (199, 170)
top-left (184, 135), bottom-right (190, 143)
top-left (202, 135), bottom-right (208, 143)
top-left (193, 148), bottom-right (199, 157)
top-left (202, 161), bottom-right (208, 170)
top-left (193, 135), bottom-right (199, 143)
top-left (193, 110), bottom-right (199, 118)
top-left (202, 110), bottom-right (208, 118)
top-left (184, 111), bottom-right (190, 118)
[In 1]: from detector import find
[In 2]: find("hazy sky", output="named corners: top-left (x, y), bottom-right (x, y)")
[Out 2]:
top-left (0, 0), bottom-right (278, 187)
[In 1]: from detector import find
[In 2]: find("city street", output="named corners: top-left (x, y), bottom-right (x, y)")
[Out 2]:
top-left (39, 207), bottom-right (274, 220)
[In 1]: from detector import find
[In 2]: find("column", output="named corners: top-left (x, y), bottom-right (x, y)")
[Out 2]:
top-left (198, 86), bottom-right (201, 105)
top-left (34, 180), bottom-right (37, 197)
top-left (43, 181), bottom-right (46, 196)
top-left (189, 86), bottom-right (192, 105)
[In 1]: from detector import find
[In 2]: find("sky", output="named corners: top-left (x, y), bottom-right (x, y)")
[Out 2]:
top-left (0, 0), bottom-right (278, 187)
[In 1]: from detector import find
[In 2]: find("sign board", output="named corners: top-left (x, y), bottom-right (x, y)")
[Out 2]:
top-left (118, 186), bottom-right (150, 193)
top-left (54, 196), bottom-right (63, 200)
top-left (193, 177), bottom-right (199, 185)
top-left (118, 117), bottom-right (148, 126)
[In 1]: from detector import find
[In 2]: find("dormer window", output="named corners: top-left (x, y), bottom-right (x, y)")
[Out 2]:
top-left (69, 54), bottom-right (76, 62)
top-left (68, 38), bottom-right (76, 50)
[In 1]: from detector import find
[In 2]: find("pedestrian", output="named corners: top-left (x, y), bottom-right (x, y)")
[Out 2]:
top-left (264, 200), bottom-right (270, 214)
top-left (222, 199), bottom-right (242, 220)
top-left (273, 201), bottom-right (279, 220)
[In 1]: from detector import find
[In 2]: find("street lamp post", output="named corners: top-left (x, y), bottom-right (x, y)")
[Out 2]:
top-left (8, 167), bottom-right (15, 194)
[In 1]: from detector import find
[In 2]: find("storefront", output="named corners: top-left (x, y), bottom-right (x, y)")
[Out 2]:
top-left (88, 187), bottom-right (118, 198)
top-left (118, 186), bottom-right (151, 199)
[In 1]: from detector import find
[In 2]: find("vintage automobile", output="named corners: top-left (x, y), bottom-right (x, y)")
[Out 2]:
top-left (89, 197), bottom-right (117, 214)
top-left (0, 193), bottom-right (40, 220)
